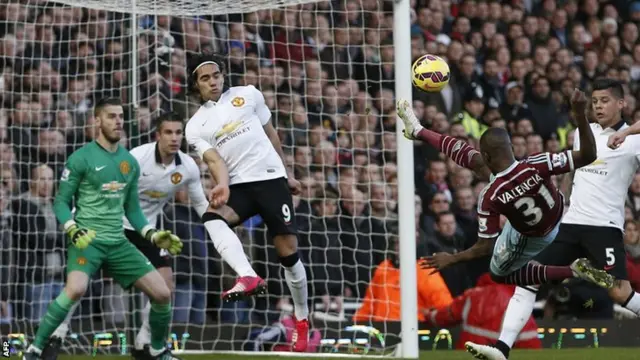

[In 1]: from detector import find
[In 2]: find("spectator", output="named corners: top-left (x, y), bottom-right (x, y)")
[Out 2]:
top-left (353, 239), bottom-right (452, 322)
top-left (338, 188), bottom-right (387, 299)
top-left (11, 164), bottom-right (65, 321)
top-left (298, 191), bottom-right (344, 312)
top-left (165, 189), bottom-right (207, 324)
top-left (425, 211), bottom-right (472, 296)
top-left (426, 273), bottom-right (541, 350)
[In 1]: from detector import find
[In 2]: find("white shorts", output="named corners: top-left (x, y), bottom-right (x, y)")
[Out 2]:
top-left (489, 220), bottom-right (560, 276)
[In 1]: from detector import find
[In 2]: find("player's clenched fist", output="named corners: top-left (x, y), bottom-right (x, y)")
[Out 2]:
top-left (288, 177), bottom-right (302, 195)
top-left (67, 225), bottom-right (96, 249)
top-left (147, 229), bottom-right (183, 255)
top-left (209, 184), bottom-right (230, 208)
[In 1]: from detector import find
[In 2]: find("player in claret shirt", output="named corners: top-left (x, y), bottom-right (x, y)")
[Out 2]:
top-left (397, 88), bottom-right (621, 360)
top-left (399, 88), bottom-right (615, 288)
top-left (185, 52), bottom-right (310, 351)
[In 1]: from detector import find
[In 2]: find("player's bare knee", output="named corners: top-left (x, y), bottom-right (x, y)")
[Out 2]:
top-left (207, 206), bottom-right (240, 226)
top-left (273, 234), bottom-right (298, 257)
top-left (64, 284), bottom-right (87, 301)
top-left (150, 284), bottom-right (172, 304)
top-left (158, 267), bottom-right (175, 293)
top-left (163, 275), bottom-right (175, 294)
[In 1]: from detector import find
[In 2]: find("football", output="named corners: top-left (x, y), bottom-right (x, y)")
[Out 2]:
top-left (412, 54), bottom-right (451, 93)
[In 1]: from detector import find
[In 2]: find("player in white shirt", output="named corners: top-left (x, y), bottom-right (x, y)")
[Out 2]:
top-left (465, 79), bottom-right (640, 360)
top-left (43, 113), bottom-right (226, 360)
top-left (185, 52), bottom-right (310, 352)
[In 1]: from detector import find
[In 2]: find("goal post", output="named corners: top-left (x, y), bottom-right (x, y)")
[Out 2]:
top-left (1, 0), bottom-right (418, 357)
top-left (392, 0), bottom-right (419, 357)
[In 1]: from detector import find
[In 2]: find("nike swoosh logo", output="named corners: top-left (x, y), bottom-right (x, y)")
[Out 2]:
top-left (95, 166), bottom-right (107, 171)
top-left (142, 172), bottom-right (151, 176)
top-left (604, 265), bottom-right (615, 271)
top-left (145, 261), bottom-right (151, 265)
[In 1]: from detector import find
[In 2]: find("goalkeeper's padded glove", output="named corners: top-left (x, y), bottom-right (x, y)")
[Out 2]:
top-left (146, 229), bottom-right (183, 255)
top-left (67, 225), bottom-right (96, 249)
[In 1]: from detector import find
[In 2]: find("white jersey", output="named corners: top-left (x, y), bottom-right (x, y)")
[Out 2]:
top-left (123, 142), bottom-right (209, 230)
top-left (562, 122), bottom-right (640, 230)
top-left (185, 85), bottom-right (287, 185)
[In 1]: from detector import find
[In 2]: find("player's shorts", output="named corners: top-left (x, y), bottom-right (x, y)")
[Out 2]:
top-left (489, 220), bottom-right (561, 277)
top-left (535, 223), bottom-right (627, 280)
top-left (226, 177), bottom-right (297, 237)
top-left (67, 239), bottom-right (156, 288)
top-left (125, 229), bottom-right (171, 268)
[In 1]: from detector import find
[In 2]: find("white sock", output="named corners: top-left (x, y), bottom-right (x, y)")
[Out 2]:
top-left (52, 301), bottom-right (80, 338)
top-left (497, 286), bottom-right (537, 347)
top-left (27, 345), bottom-right (42, 354)
top-left (283, 260), bottom-right (309, 320)
top-left (623, 292), bottom-right (640, 316)
top-left (135, 301), bottom-right (151, 350)
top-left (204, 220), bottom-right (257, 277)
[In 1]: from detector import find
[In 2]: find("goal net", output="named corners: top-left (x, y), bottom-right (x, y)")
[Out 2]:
top-left (0, 0), bottom-right (418, 356)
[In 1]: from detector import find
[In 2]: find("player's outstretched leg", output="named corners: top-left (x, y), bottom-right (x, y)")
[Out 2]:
top-left (492, 259), bottom-right (614, 287)
top-left (23, 272), bottom-right (88, 360)
top-left (396, 99), bottom-right (487, 177)
top-left (274, 234), bottom-right (309, 352)
top-left (40, 302), bottom-right (81, 360)
top-left (202, 213), bottom-right (266, 302)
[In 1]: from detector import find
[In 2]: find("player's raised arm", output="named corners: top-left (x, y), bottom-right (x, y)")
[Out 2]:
top-left (569, 88), bottom-right (597, 169)
top-left (396, 99), bottom-right (492, 181)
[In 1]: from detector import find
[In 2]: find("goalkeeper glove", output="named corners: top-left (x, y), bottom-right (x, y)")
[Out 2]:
top-left (146, 229), bottom-right (183, 255)
top-left (67, 225), bottom-right (96, 249)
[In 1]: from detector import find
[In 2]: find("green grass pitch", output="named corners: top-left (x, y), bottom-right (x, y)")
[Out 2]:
top-left (56, 348), bottom-right (640, 360)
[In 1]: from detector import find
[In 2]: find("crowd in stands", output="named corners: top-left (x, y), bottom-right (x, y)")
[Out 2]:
top-left (1, 0), bottom-right (640, 329)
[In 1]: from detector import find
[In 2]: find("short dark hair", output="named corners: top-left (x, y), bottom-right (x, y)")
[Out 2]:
top-left (187, 52), bottom-right (226, 94)
top-left (436, 211), bottom-right (455, 224)
top-left (94, 97), bottom-right (122, 117)
top-left (154, 112), bottom-right (183, 132)
top-left (592, 78), bottom-right (624, 99)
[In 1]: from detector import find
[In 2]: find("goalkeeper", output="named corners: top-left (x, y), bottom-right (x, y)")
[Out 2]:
top-left (24, 98), bottom-right (183, 360)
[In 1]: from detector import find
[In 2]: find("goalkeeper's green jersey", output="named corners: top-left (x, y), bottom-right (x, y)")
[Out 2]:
top-left (54, 141), bottom-right (150, 243)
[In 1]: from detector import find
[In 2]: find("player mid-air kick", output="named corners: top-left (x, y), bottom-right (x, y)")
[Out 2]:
top-left (184, 52), bottom-right (310, 351)
top-left (24, 98), bottom-right (184, 360)
top-left (398, 89), bottom-right (613, 288)
top-left (398, 81), bottom-right (640, 360)
top-left (42, 112), bottom-right (218, 360)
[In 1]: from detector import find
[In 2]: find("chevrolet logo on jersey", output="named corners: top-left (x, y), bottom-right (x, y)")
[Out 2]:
top-left (101, 182), bottom-right (127, 198)
top-left (142, 190), bottom-right (168, 199)
top-left (580, 158), bottom-right (608, 176)
top-left (215, 120), bottom-right (244, 140)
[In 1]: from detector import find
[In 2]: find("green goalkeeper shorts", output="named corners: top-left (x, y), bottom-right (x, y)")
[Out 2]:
top-left (67, 238), bottom-right (156, 288)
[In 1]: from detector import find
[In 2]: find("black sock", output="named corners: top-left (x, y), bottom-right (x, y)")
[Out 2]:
top-left (494, 340), bottom-right (511, 359)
